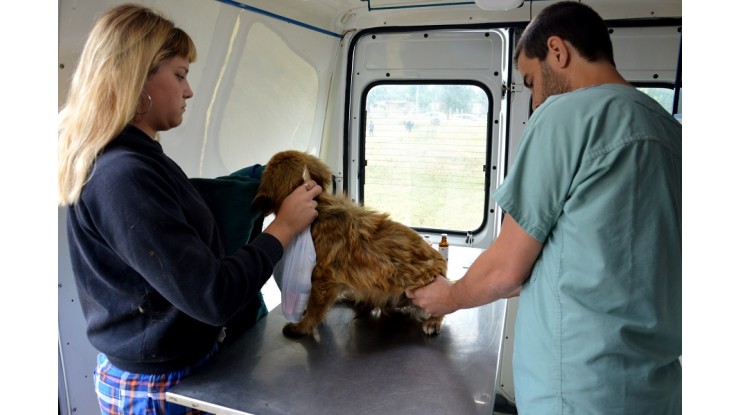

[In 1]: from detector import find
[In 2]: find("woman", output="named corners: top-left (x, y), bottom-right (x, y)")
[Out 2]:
top-left (58, 4), bottom-right (321, 414)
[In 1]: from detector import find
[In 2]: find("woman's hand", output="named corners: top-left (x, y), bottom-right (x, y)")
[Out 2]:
top-left (264, 180), bottom-right (322, 247)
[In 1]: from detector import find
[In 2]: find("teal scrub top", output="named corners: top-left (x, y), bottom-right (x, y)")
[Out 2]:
top-left (493, 84), bottom-right (682, 414)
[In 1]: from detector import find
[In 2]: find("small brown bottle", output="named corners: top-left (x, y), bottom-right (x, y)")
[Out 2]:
top-left (438, 234), bottom-right (449, 261)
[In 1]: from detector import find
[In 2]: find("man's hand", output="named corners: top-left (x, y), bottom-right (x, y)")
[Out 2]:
top-left (406, 275), bottom-right (457, 317)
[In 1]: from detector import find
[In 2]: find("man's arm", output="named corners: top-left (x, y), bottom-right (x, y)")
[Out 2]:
top-left (406, 214), bottom-right (543, 316)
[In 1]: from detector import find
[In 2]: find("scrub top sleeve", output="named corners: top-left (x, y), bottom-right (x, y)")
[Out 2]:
top-left (493, 102), bottom-right (583, 243)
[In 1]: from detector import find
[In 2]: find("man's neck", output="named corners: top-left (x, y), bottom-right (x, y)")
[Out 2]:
top-left (569, 60), bottom-right (631, 90)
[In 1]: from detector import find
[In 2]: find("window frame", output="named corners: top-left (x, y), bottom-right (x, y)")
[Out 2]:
top-left (359, 79), bottom-right (495, 234)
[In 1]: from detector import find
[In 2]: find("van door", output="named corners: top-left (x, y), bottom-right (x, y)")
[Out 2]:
top-left (346, 27), bottom-right (511, 248)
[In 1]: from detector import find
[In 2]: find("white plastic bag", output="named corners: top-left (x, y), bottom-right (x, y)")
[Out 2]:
top-left (279, 227), bottom-right (315, 322)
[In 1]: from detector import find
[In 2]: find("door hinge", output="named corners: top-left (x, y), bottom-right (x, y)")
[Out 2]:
top-left (502, 83), bottom-right (523, 97)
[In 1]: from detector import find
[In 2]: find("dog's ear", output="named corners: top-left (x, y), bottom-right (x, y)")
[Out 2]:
top-left (253, 167), bottom-right (278, 215)
top-left (304, 153), bottom-right (333, 189)
top-left (253, 150), bottom-right (311, 215)
top-left (252, 188), bottom-right (274, 215)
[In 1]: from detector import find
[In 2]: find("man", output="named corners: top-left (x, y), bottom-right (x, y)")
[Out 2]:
top-left (406, 2), bottom-right (681, 413)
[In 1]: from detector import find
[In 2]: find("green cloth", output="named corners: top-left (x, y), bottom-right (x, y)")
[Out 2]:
top-left (494, 85), bottom-right (681, 414)
top-left (189, 164), bottom-right (265, 256)
top-left (189, 164), bottom-right (269, 342)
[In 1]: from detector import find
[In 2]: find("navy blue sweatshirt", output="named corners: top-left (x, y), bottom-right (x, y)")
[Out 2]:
top-left (67, 125), bottom-right (282, 373)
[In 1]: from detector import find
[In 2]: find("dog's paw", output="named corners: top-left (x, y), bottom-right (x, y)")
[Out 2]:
top-left (282, 322), bottom-right (312, 338)
top-left (422, 318), bottom-right (443, 336)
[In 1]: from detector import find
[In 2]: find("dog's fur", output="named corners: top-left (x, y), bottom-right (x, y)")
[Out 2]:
top-left (254, 150), bottom-right (448, 338)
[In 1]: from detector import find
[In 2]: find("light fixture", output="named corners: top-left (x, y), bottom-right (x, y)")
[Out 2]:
top-left (474, 0), bottom-right (524, 10)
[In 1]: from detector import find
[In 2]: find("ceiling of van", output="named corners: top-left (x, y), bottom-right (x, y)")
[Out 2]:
top-left (227, 0), bottom-right (681, 35)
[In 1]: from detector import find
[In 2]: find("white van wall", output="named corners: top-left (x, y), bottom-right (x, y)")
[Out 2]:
top-left (58, 0), bottom-right (340, 177)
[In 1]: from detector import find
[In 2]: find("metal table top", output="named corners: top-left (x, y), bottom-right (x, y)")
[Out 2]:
top-left (167, 247), bottom-right (508, 415)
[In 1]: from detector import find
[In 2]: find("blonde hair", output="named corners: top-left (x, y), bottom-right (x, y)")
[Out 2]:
top-left (58, 3), bottom-right (197, 206)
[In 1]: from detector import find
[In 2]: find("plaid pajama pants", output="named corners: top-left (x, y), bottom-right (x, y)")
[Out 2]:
top-left (93, 345), bottom-right (219, 415)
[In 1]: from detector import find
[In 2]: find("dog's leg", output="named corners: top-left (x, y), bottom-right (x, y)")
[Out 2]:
top-left (283, 278), bottom-right (340, 338)
top-left (404, 303), bottom-right (444, 336)
top-left (422, 315), bottom-right (444, 335)
top-left (377, 293), bottom-right (445, 336)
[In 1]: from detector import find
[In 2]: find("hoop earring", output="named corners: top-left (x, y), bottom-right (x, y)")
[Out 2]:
top-left (136, 91), bottom-right (152, 115)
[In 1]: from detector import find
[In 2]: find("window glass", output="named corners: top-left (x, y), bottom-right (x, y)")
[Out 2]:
top-left (675, 88), bottom-right (682, 122)
top-left (637, 86), bottom-right (681, 123)
top-left (362, 83), bottom-right (490, 231)
top-left (637, 87), bottom-right (675, 114)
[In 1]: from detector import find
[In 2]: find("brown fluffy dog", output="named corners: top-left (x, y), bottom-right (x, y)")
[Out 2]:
top-left (254, 150), bottom-right (448, 338)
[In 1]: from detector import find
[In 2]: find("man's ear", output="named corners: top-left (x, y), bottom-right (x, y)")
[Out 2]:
top-left (546, 35), bottom-right (570, 69)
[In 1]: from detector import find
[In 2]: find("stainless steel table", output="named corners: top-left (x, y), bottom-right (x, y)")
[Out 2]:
top-left (166, 247), bottom-right (508, 415)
